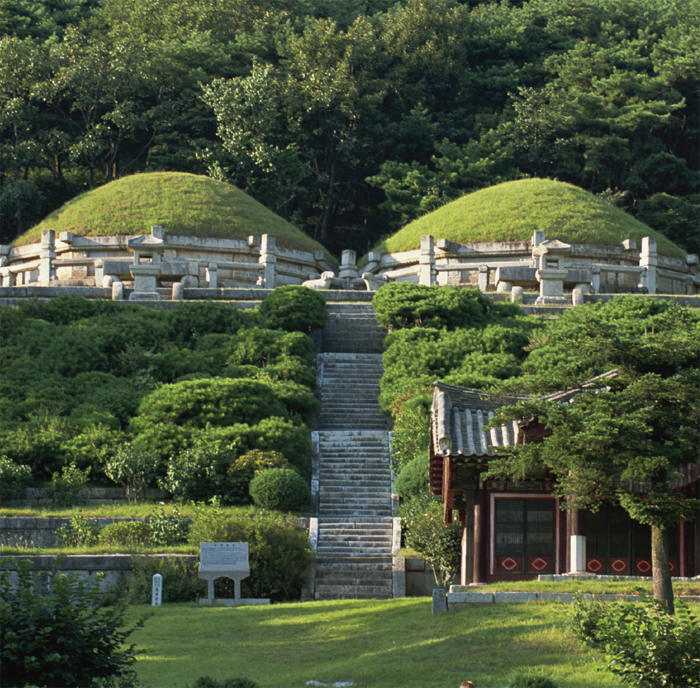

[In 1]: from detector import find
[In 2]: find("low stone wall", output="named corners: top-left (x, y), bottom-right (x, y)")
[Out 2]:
top-left (446, 588), bottom-right (700, 612)
top-left (0, 554), bottom-right (197, 592)
top-left (0, 516), bottom-right (148, 547)
top-left (5, 486), bottom-right (170, 508)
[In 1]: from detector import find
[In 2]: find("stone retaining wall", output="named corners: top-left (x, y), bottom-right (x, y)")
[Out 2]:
top-left (5, 486), bottom-right (170, 509)
top-left (0, 554), bottom-right (197, 592)
top-left (0, 516), bottom-right (148, 547)
top-left (447, 589), bottom-right (700, 611)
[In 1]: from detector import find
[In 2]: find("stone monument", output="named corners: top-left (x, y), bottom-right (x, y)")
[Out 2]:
top-left (198, 542), bottom-right (270, 606)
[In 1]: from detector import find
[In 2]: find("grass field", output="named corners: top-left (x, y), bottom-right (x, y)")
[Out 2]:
top-left (124, 598), bottom-right (631, 688)
top-left (15, 172), bottom-right (330, 255)
top-left (368, 179), bottom-right (686, 259)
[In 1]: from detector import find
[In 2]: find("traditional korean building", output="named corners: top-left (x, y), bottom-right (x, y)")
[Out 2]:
top-left (429, 381), bottom-right (700, 584)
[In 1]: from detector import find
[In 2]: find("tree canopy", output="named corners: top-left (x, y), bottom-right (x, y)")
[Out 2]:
top-left (487, 298), bottom-right (700, 612)
top-left (0, 0), bottom-right (697, 255)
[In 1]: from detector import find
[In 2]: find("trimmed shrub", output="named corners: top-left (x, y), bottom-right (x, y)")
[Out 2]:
top-left (394, 451), bottom-right (429, 499)
top-left (227, 450), bottom-right (292, 505)
top-left (249, 468), bottom-right (310, 512)
top-left (372, 282), bottom-right (492, 330)
top-left (99, 521), bottom-right (152, 547)
top-left (188, 508), bottom-right (312, 601)
top-left (132, 378), bottom-right (288, 459)
top-left (0, 456), bottom-right (32, 500)
top-left (259, 285), bottom-right (328, 332)
top-left (0, 557), bottom-right (142, 688)
top-left (125, 556), bottom-right (205, 604)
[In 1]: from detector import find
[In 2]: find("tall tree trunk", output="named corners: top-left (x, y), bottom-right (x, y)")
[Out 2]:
top-left (651, 524), bottom-right (674, 614)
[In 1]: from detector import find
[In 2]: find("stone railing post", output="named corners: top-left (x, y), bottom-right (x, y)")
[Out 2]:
top-left (40, 230), bottom-right (56, 287)
top-left (339, 249), bottom-right (358, 286)
top-left (419, 235), bottom-right (435, 286)
top-left (478, 264), bottom-right (489, 291)
top-left (259, 234), bottom-right (277, 288)
top-left (591, 265), bottom-right (601, 293)
top-left (640, 237), bottom-right (657, 294)
top-left (206, 262), bottom-right (218, 288)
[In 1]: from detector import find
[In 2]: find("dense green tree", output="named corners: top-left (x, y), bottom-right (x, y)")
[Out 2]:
top-left (487, 299), bottom-right (700, 612)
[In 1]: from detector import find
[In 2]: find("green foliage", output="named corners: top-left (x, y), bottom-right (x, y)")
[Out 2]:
top-left (0, 456), bottom-right (32, 500)
top-left (399, 492), bottom-right (461, 588)
top-left (132, 378), bottom-right (288, 459)
top-left (504, 672), bottom-right (559, 688)
top-left (390, 390), bottom-right (432, 473)
top-left (488, 298), bottom-right (700, 611)
top-left (124, 556), bottom-right (205, 604)
top-left (104, 444), bottom-right (160, 502)
top-left (571, 592), bottom-right (700, 688)
top-left (394, 451), bottom-right (429, 500)
top-left (147, 505), bottom-right (191, 546)
top-left (160, 446), bottom-right (239, 503)
top-left (99, 521), bottom-right (152, 547)
top-left (188, 508), bottom-right (312, 601)
top-left (55, 512), bottom-right (101, 547)
top-left (186, 678), bottom-right (259, 688)
top-left (0, 557), bottom-right (142, 688)
top-left (259, 285), bottom-right (328, 333)
top-left (226, 450), bottom-right (292, 505)
top-left (373, 283), bottom-right (492, 331)
top-left (249, 468), bottom-right (310, 512)
top-left (48, 461), bottom-right (91, 506)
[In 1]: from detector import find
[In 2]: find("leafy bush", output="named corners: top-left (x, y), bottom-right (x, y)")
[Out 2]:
top-left (0, 557), bottom-right (142, 688)
top-left (390, 390), bottom-right (431, 472)
top-left (400, 492), bottom-right (461, 588)
top-left (227, 450), bottom-right (292, 504)
top-left (99, 521), bottom-right (152, 547)
top-left (55, 512), bottom-right (102, 547)
top-left (167, 301), bottom-right (248, 345)
top-left (394, 451), bottom-right (429, 499)
top-left (259, 284), bottom-right (328, 332)
top-left (186, 678), bottom-right (259, 688)
top-left (188, 508), bottom-right (312, 601)
top-left (147, 505), bottom-right (191, 546)
top-left (124, 556), bottom-right (205, 604)
top-left (0, 455), bottom-right (32, 500)
top-left (160, 446), bottom-right (239, 503)
top-left (504, 672), bottom-right (559, 688)
top-left (571, 591), bottom-right (700, 688)
top-left (48, 462), bottom-right (91, 506)
top-left (373, 283), bottom-right (492, 330)
top-left (104, 443), bottom-right (160, 502)
top-left (249, 468), bottom-right (310, 512)
top-left (132, 378), bottom-right (288, 459)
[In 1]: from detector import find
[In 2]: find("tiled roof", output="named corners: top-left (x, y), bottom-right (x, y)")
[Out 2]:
top-left (431, 371), bottom-right (620, 459)
top-left (431, 383), bottom-right (527, 458)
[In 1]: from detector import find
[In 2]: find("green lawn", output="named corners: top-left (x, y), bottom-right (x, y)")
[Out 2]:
top-left (125, 598), bottom-right (628, 688)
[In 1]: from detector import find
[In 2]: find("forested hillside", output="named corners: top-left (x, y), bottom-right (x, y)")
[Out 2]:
top-left (1, 0), bottom-right (697, 255)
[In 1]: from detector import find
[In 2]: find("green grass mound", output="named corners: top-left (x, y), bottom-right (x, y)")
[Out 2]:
top-left (372, 179), bottom-right (686, 258)
top-left (15, 172), bottom-right (328, 254)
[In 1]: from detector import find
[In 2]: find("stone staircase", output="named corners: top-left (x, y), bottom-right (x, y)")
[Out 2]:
top-left (312, 303), bottom-right (395, 600)
top-left (318, 303), bottom-right (386, 354)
